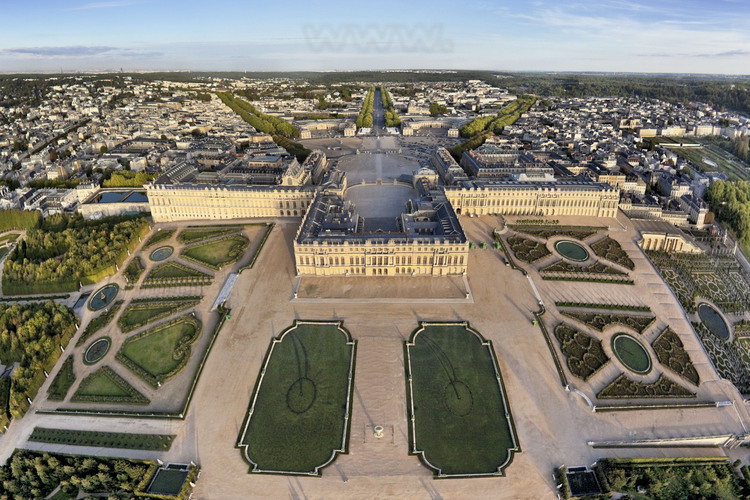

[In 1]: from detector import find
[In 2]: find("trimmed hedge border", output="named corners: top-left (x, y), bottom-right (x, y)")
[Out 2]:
top-left (29, 427), bottom-right (175, 451)
top-left (555, 302), bottom-right (650, 312)
top-left (47, 356), bottom-right (75, 401)
top-left (116, 314), bottom-right (202, 388)
top-left (541, 276), bottom-right (634, 285)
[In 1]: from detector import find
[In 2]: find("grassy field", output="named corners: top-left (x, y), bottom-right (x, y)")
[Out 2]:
top-left (177, 228), bottom-right (238, 244)
top-left (47, 356), bottom-right (76, 400)
top-left (29, 427), bottom-right (175, 450)
top-left (0, 233), bottom-right (20, 244)
top-left (406, 323), bottom-right (519, 476)
top-left (117, 299), bottom-right (199, 333)
top-left (119, 318), bottom-right (199, 384)
top-left (182, 234), bottom-right (248, 269)
top-left (238, 321), bottom-right (355, 474)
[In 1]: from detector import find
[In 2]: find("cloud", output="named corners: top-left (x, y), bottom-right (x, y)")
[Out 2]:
top-left (639, 49), bottom-right (750, 58)
top-left (2, 46), bottom-right (163, 59)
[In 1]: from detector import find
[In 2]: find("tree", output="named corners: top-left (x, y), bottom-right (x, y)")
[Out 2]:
top-left (99, 145), bottom-right (107, 154)
top-left (429, 102), bottom-right (448, 116)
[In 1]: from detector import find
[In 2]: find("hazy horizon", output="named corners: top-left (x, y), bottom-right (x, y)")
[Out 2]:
top-left (1, 0), bottom-right (749, 75)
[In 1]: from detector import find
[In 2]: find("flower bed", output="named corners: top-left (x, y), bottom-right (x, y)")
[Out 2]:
top-left (651, 327), bottom-right (700, 386)
top-left (561, 311), bottom-right (656, 334)
top-left (553, 323), bottom-right (609, 381)
top-left (598, 374), bottom-right (695, 399)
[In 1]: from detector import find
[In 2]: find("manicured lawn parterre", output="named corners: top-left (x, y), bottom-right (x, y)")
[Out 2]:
top-left (117, 298), bottom-right (200, 333)
top-left (143, 229), bottom-right (175, 249)
top-left (47, 356), bottom-right (76, 401)
top-left (406, 323), bottom-right (520, 477)
top-left (181, 234), bottom-right (249, 270)
top-left (143, 261), bottom-right (212, 287)
top-left (590, 236), bottom-right (635, 270)
top-left (72, 366), bottom-right (150, 405)
top-left (29, 427), bottom-right (175, 451)
top-left (177, 227), bottom-right (239, 244)
top-left (238, 321), bottom-right (356, 475)
top-left (651, 328), bottom-right (700, 386)
top-left (117, 315), bottom-right (201, 387)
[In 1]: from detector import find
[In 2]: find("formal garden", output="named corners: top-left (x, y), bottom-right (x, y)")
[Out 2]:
top-left (598, 373), bottom-right (695, 399)
top-left (540, 259), bottom-right (632, 283)
top-left (76, 300), bottom-right (123, 346)
top-left (123, 256), bottom-right (145, 285)
top-left (149, 245), bottom-right (174, 261)
top-left (648, 251), bottom-right (750, 314)
top-left (590, 236), bottom-right (635, 270)
top-left (651, 327), bottom-right (701, 386)
top-left (694, 322), bottom-right (750, 396)
top-left (510, 224), bottom-right (603, 241)
top-left (47, 356), bottom-right (76, 401)
top-left (405, 323), bottom-right (520, 477)
top-left (554, 240), bottom-right (589, 261)
top-left (237, 321), bottom-right (356, 475)
top-left (143, 229), bottom-right (175, 249)
top-left (88, 283), bottom-right (119, 311)
top-left (116, 314), bottom-right (202, 388)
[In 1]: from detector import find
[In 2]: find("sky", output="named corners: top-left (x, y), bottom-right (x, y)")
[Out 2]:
top-left (0, 0), bottom-right (748, 74)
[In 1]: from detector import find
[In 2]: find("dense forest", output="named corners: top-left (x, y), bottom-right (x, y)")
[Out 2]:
top-left (2, 214), bottom-right (150, 294)
top-left (0, 301), bottom-right (77, 423)
top-left (0, 449), bottom-right (195, 499)
top-left (705, 180), bottom-right (750, 243)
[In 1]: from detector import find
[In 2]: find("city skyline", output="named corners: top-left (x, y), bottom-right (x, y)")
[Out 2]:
top-left (1, 0), bottom-right (749, 74)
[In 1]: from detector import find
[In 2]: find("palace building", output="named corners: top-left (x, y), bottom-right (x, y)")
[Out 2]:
top-left (293, 180), bottom-right (468, 277)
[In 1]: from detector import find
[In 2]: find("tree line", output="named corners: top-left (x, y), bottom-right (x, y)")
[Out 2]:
top-left (216, 92), bottom-right (299, 137)
top-left (379, 86), bottom-right (401, 127)
top-left (271, 134), bottom-right (312, 163)
top-left (0, 301), bottom-right (77, 421)
top-left (706, 180), bottom-right (750, 244)
top-left (356, 87), bottom-right (375, 128)
top-left (102, 171), bottom-right (157, 188)
top-left (0, 449), bottom-right (169, 499)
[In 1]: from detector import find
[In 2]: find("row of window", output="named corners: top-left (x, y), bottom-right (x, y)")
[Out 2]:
top-left (301, 254), bottom-right (465, 267)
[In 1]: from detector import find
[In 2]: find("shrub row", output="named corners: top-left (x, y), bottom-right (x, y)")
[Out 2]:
top-left (47, 356), bottom-right (76, 401)
top-left (555, 302), bottom-right (651, 312)
top-left (29, 426), bottom-right (175, 451)
top-left (540, 259), bottom-right (628, 276)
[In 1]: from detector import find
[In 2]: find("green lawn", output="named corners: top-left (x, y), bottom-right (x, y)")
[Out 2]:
top-left (118, 317), bottom-right (200, 386)
top-left (29, 427), bottom-right (174, 451)
top-left (182, 234), bottom-right (249, 269)
top-left (72, 366), bottom-right (149, 405)
top-left (406, 323), bottom-right (520, 476)
top-left (147, 468), bottom-right (190, 496)
top-left (117, 300), bottom-right (199, 333)
top-left (47, 357), bottom-right (76, 400)
top-left (238, 321), bottom-right (355, 475)
top-left (177, 228), bottom-right (239, 244)
top-left (0, 233), bottom-right (20, 244)
top-left (143, 229), bottom-right (175, 249)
